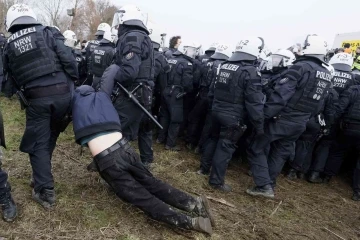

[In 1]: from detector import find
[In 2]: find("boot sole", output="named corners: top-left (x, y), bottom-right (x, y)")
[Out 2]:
top-left (3, 212), bottom-right (17, 222)
top-left (246, 189), bottom-right (275, 199)
top-left (197, 217), bottom-right (213, 235)
top-left (200, 195), bottom-right (216, 227)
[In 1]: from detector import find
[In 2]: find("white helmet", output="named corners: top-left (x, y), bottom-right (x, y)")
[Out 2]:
top-left (211, 43), bottom-right (232, 60)
top-left (229, 37), bottom-right (265, 61)
top-left (95, 23), bottom-right (111, 36)
top-left (147, 21), bottom-right (163, 46)
top-left (302, 34), bottom-right (328, 56)
top-left (268, 49), bottom-right (295, 70)
top-left (206, 42), bottom-right (219, 53)
top-left (6, 4), bottom-right (39, 33)
top-left (101, 30), bottom-right (112, 42)
top-left (52, 26), bottom-right (60, 31)
top-left (112, 5), bottom-right (147, 31)
top-left (259, 46), bottom-right (272, 60)
top-left (178, 42), bottom-right (200, 59)
top-left (329, 53), bottom-right (354, 72)
top-left (63, 30), bottom-right (77, 48)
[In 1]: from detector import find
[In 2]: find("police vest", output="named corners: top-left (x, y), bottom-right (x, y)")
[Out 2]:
top-left (202, 59), bottom-right (225, 88)
top-left (91, 45), bottom-right (115, 77)
top-left (353, 55), bottom-right (360, 71)
top-left (154, 51), bottom-right (170, 91)
top-left (117, 30), bottom-right (154, 83)
top-left (287, 61), bottom-right (332, 116)
top-left (6, 25), bottom-right (63, 87)
top-left (167, 55), bottom-right (191, 86)
top-left (332, 70), bottom-right (354, 94)
top-left (214, 63), bottom-right (259, 106)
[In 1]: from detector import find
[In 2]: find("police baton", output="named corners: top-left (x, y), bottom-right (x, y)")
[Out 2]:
top-left (116, 82), bottom-right (163, 130)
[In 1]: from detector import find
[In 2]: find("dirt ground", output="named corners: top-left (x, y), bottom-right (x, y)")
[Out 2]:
top-left (0, 96), bottom-right (359, 240)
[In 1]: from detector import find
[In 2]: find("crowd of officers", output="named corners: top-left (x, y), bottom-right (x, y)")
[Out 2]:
top-left (0, 3), bottom-right (359, 235)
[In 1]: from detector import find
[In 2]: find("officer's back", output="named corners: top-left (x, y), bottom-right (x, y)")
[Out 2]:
top-left (167, 51), bottom-right (193, 92)
top-left (329, 53), bottom-right (357, 95)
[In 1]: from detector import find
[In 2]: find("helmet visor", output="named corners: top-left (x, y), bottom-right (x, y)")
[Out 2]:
top-left (270, 54), bottom-right (285, 68)
top-left (184, 46), bottom-right (197, 58)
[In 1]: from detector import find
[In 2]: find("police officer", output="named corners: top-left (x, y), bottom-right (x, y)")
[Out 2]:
top-left (322, 84), bottom-right (360, 201)
top-left (164, 35), bottom-right (181, 59)
top-left (90, 30), bottom-right (115, 89)
top-left (156, 44), bottom-right (194, 151)
top-left (63, 30), bottom-right (85, 86)
top-left (111, 5), bottom-right (154, 147)
top-left (84, 22), bottom-right (111, 86)
top-left (246, 35), bottom-right (333, 198)
top-left (0, 110), bottom-right (17, 222)
top-left (3, 4), bottom-right (79, 208)
top-left (187, 43), bottom-right (231, 152)
top-left (201, 37), bottom-right (265, 192)
top-left (261, 49), bottom-right (296, 99)
top-left (197, 43), bottom-right (217, 64)
top-left (308, 53), bottom-right (355, 183)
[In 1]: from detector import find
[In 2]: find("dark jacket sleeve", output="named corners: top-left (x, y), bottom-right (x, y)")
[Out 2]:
top-left (264, 64), bottom-right (304, 119)
top-left (244, 72), bottom-right (265, 134)
top-left (115, 34), bottom-right (149, 85)
top-left (323, 89), bottom-right (339, 126)
top-left (46, 29), bottom-right (79, 80)
top-left (334, 86), bottom-right (356, 120)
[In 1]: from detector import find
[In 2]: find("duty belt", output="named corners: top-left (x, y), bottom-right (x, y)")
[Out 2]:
top-left (94, 137), bottom-right (130, 160)
top-left (25, 83), bottom-right (69, 99)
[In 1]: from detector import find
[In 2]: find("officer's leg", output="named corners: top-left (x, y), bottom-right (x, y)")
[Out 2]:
top-left (166, 97), bottom-right (183, 148)
top-left (94, 148), bottom-right (193, 229)
top-left (209, 115), bottom-right (244, 189)
top-left (268, 120), bottom-right (306, 186)
top-left (352, 142), bottom-right (360, 201)
top-left (199, 115), bottom-right (220, 174)
top-left (157, 95), bottom-right (170, 143)
top-left (186, 97), bottom-right (208, 148)
top-left (323, 135), bottom-right (349, 178)
top-left (138, 116), bottom-right (153, 165)
top-left (197, 111), bottom-right (213, 153)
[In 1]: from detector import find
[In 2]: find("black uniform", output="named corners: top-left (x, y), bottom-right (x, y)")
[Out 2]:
top-left (89, 40), bottom-right (115, 88)
top-left (73, 48), bottom-right (86, 85)
top-left (152, 50), bottom-right (170, 118)
top-left (187, 58), bottom-right (226, 149)
top-left (201, 62), bottom-right (264, 187)
top-left (248, 57), bottom-right (332, 188)
top-left (324, 85), bottom-right (360, 195)
top-left (84, 39), bottom-right (101, 85)
top-left (157, 51), bottom-right (193, 148)
top-left (0, 34), bottom-right (5, 91)
top-left (112, 25), bottom-right (154, 164)
top-left (3, 25), bottom-right (79, 193)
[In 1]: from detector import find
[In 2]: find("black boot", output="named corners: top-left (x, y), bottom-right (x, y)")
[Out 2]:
top-left (323, 175), bottom-right (332, 184)
top-left (286, 168), bottom-right (298, 180)
top-left (246, 184), bottom-right (275, 199)
top-left (210, 183), bottom-right (232, 193)
top-left (0, 183), bottom-right (17, 222)
top-left (352, 192), bottom-right (360, 201)
top-left (191, 217), bottom-right (213, 235)
top-left (32, 188), bottom-right (56, 210)
top-left (186, 143), bottom-right (195, 151)
top-left (165, 145), bottom-right (181, 151)
top-left (307, 171), bottom-right (323, 183)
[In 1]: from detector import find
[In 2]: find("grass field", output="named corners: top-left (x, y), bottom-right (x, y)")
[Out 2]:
top-left (0, 96), bottom-right (359, 240)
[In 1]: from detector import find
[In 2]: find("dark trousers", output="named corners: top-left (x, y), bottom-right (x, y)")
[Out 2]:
top-left (247, 119), bottom-right (306, 187)
top-left (198, 111), bottom-right (213, 152)
top-left (186, 93), bottom-right (208, 146)
top-left (0, 148), bottom-right (7, 190)
top-left (94, 143), bottom-right (195, 229)
top-left (324, 134), bottom-right (360, 192)
top-left (138, 115), bottom-right (153, 164)
top-left (158, 89), bottom-right (183, 147)
top-left (201, 112), bottom-right (244, 186)
top-left (180, 90), bottom-right (197, 137)
top-left (20, 92), bottom-right (71, 192)
top-left (290, 117), bottom-right (320, 173)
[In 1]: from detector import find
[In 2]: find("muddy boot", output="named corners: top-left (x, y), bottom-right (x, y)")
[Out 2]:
top-left (86, 160), bottom-right (98, 172)
top-left (297, 172), bottom-right (305, 180)
top-left (352, 192), bottom-right (360, 201)
top-left (32, 188), bottom-right (56, 210)
top-left (307, 171), bottom-right (323, 183)
top-left (0, 183), bottom-right (17, 222)
top-left (191, 217), bottom-right (212, 235)
top-left (246, 184), bottom-right (275, 199)
top-left (210, 183), bottom-right (232, 193)
top-left (192, 195), bottom-right (215, 226)
top-left (165, 145), bottom-right (181, 151)
top-left (286, 168), bottom-right (298, 180)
